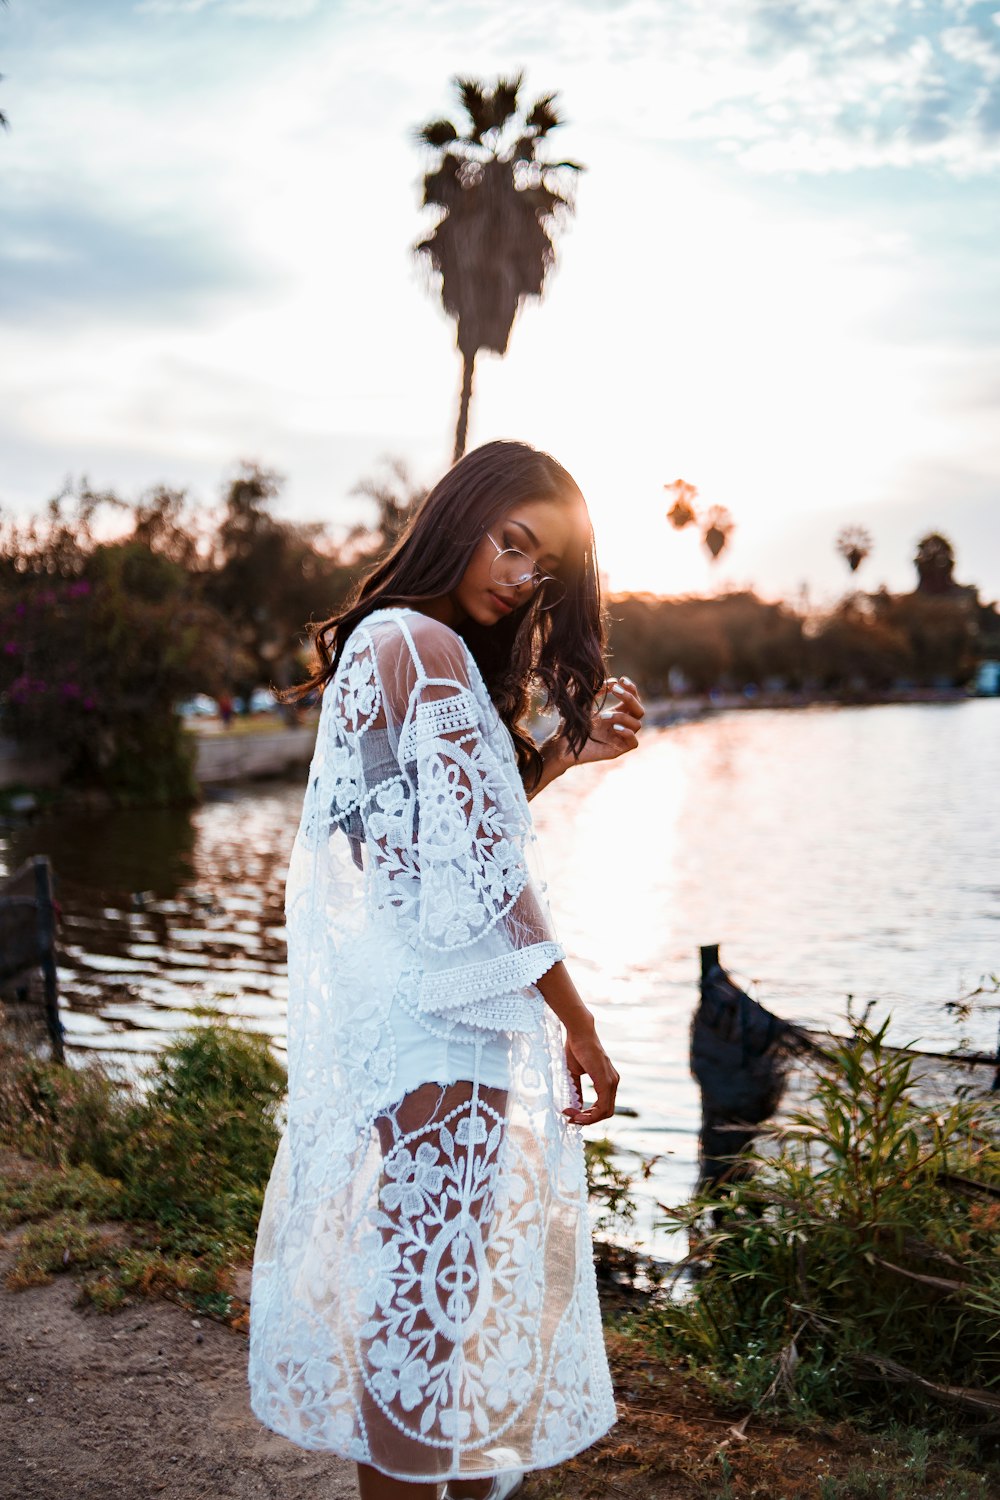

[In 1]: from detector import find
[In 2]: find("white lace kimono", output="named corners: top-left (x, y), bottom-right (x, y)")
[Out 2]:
top-left (248, 606), bottom-right (616, 1483)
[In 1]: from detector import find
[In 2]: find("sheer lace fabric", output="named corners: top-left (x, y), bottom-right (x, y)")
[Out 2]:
top-left (248, 607), bottom-right (616, 1481)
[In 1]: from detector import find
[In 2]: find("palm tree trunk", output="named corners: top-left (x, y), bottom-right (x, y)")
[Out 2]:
top-left (453, 347), bottom-right (476, 463)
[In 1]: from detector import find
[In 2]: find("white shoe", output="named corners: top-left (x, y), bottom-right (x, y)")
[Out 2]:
top-left (444, 1448), bottom-right (525, 1499)
top-left (489, 1473), bottom-right (524, 1500)
top-left (444, 1478), bottom-right (523, 1500)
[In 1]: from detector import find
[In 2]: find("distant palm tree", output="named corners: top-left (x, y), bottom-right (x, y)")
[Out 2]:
top-left (702, 506), bottom-right (735, 562)
top-left (836, 525), bottom-right (872, 575)
top-left (664, 478), bottom-right (698, 531)
top-left (413, 72), bottom-right (583, 461)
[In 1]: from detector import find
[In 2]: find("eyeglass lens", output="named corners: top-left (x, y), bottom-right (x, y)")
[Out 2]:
top-left (488, 549), bottom-right (565, 606)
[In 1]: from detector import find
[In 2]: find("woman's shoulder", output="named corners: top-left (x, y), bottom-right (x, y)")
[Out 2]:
top-left (358, 607), bottom-right (473, 679)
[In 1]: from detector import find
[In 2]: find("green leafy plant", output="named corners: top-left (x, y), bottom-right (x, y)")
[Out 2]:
top-left (584, 1135), bottom-right (638, 1238)
top-left (0, 1020), bottom-right (287, 1309)
top-left (653, 1018), bottom-right (1000, 1429)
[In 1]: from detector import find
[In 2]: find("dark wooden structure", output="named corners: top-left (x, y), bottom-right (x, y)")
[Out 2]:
top-left (690, 943), bottom-right (815, 1189)
top-left (0, 854), bottom-right (63, 1062)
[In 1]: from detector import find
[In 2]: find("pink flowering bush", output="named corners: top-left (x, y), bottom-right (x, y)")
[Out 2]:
top-left (0, 502), bottom-right (232, 803)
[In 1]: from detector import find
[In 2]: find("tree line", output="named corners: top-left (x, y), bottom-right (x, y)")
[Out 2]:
top-left (1, 464), bottom-right (996, 802)
top-left (0, 464), bottom-right (409, 800)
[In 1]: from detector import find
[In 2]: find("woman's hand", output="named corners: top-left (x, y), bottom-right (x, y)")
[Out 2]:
top-left (533, 963), bottom-right (620, 1126)
top-left (570, 676), bottom-right (645, 767)
top-left (563, 1021), bottom-right (620, 1127)
top-left (526, 678), bottom-right (645, 800)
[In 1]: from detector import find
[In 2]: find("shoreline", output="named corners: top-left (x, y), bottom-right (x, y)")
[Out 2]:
top-left (640, 682), bottom-right (980, 727)
top-left (2, 687), bottom-right (993, 801)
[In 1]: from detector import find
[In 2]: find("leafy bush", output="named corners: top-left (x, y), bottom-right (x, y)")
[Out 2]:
top-left (116, 1024), bottom-right (286, 1242)
top-left (654, 1019), bottom-right (1000, 1428)
top-left (0, 1043), bottom-right (125, 1170)
top-left (0, 1021), bottom-right (286, 1259)
top-left (0, 470), bottom-right (365, 802)
top-left (0, 536), bottom-right (208, 802)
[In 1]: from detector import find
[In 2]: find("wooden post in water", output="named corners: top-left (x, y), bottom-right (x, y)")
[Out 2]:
top-left (691, 943), bottom-right (811, 1189)
top-left (33, 856), bottom-right (63, 1064)
top-left (0, 853), bottom-right (63, 1063)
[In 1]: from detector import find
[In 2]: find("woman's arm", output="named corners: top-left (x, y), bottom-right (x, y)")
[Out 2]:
top-left (525, 735), bottom-right (573, 800)
top-left (527, 676), bottom-right (645, 801)
top-left (534, 960), bottom-right (620, 1126)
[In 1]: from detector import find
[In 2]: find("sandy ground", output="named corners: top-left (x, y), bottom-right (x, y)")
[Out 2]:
top-left (0, 1247), bottom-right (356, 1500)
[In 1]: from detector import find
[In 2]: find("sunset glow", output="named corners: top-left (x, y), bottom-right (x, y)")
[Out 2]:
top-left (3, 1), bottom-right (999, 602)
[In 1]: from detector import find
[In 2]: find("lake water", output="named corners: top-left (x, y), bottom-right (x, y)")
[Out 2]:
top-left (3, 699), bottom-right (998, 1260)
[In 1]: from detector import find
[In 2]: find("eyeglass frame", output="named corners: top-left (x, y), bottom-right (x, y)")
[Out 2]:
top-left (484, 531), bottom-right (566, 607)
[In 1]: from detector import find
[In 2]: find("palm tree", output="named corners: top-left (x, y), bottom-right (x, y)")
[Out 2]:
top-left (413, 73), bottom-right (583, 461)
top-left (664, 481), bottom-right (735, 562)
top-left (664, 478), bottom-right (698, 531)
top-left (836, 525), bottom-right (872, 575)
top-left (702, 506), bottom-right (735, 562)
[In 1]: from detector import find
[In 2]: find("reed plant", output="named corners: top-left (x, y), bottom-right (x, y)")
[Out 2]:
top-left (651, 1018), bottom-right (1000, 1431)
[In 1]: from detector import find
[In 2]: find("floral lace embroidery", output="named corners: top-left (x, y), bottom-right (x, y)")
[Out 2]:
top-left (248, 609), bottom-right (617, 1480)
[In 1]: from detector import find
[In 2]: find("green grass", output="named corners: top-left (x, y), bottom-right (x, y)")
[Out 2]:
top-left (814, 1422), bottom-right (991, 1499)
top-left (0, 1020), bottom-right (286, 1314)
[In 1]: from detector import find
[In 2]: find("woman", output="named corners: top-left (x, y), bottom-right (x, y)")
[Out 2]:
top-left (248, 439), bottom-right (644, 1500)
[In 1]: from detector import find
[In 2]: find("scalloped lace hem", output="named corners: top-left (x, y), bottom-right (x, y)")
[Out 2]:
top-left (416, 941), bottom-right (564, 1023)
top-left (247, 1388), bottom-right (618, 1477)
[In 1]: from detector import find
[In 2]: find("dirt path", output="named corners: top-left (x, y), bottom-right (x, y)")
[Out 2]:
top-left (0, 1261), bottom-right (356, 1500)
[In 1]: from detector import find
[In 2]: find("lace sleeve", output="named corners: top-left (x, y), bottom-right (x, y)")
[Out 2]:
top-left (385, 616), bottom-right (564, 1025)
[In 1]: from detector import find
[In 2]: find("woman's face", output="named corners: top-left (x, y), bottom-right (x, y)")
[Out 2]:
top-left (451, 498), bottom-right (580, 628)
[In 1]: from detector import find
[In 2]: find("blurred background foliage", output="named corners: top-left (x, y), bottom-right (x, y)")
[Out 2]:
top-left (1, 460), bottom-right (998, 803)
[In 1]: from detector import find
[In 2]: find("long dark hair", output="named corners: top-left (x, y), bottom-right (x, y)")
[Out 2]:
top-left (291, 439), bottom-right (607, 791)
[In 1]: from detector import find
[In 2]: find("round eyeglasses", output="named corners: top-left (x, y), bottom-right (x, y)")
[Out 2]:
top-left (485, 531), bottom-right (566, 609)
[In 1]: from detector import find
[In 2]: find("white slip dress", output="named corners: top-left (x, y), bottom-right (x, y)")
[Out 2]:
top-left (247, 606), bottom-right (617, 1483)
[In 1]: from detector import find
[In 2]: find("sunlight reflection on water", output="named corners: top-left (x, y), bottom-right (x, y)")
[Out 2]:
top-left (530, 698), bottom-right (999, 1252)
top-left (3, 699), bottom-right (997, 1260)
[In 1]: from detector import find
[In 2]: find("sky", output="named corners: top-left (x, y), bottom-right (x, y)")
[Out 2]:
top-left (2, 0), bottom-right (999, 602)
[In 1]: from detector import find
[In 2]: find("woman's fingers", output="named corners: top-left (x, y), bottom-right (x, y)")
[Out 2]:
top-left (599, 709), bottom-right (642, 733)
top-left (565, 1044), bottom-right (584, 1108)
top-left (604, 676), bottom-right (645, 718)
top-left (596, 711), bottom-right (639, 755)
top-left (562, 1042), bottom-right (620, 1125)
top-left (563, 1089), bottom-right (618, 1125)
top-left (566, 1101), bottom-right (614, 1126)
top-left (599, 679), bottom-right (645, 750)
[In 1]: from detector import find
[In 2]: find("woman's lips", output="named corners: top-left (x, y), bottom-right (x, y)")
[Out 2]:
top-left (489, 590), bottom-right (514, 613)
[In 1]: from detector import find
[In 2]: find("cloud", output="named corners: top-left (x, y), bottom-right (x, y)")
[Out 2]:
top-left (696, 0), bottom-right (1000, 173)
top-left (104, 0), bottom-right (1000, 177)
top-left (134, 0), bottom-right (321, 15)
top-left (2, 0), bottom-right (999, 599)
top-left (0, 195), bottom-right (266, 327)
